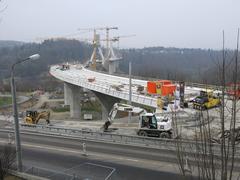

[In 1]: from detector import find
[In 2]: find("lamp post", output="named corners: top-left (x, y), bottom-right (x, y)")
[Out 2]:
top-left (11, 54), bottom-right (40, 172)
top-left (128, 60), bottom-right (132, 125)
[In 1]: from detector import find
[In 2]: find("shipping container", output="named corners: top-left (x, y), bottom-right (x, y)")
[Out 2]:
top-left (147, 80), bottom-right (175, 95)
top-left (161, 84), bottom-right (176, 96)
top-left (147, 81), bottom-right (156, 94)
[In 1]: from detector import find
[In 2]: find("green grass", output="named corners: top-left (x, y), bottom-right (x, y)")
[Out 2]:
top-left (82, 101), bottom-right (101, 112)
top-left (0, 97), bottom-right (12, 106)
top-left (52, 106), bottom-right (70, 112)
top-left (5, 175), bottom-right (24, 180)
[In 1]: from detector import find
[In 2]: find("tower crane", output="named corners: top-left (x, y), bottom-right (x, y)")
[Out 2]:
top-left (110, 34), bottom-right (136, 49)
top-left (111, 34), bottom-right (136, 42)
top-left (78, 27), bottom-right (118, 70)
top-left (100, 34), bottom-right (136, 60)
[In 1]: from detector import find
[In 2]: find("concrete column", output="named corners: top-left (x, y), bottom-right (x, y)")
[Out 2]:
top-left (109, 61), bottom-right (116, 75)
top-left (68, 83), bottom-right (82, 119)
top-left (64, 82), bottom-right (71, 105)
top-left (116, 61), bottom-right (119, 70)
top-left (103, 60), bottom-right (109, 71)
top-left (93, 91), bottom-right (120, 120)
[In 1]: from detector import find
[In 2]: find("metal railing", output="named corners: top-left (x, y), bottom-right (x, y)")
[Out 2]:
top-left (94, 68), bottom-right (222, 90)
top-left (50, 64), bottom-right (224, 110)
top-left (18, 123), bottom-right (240, 157)
top-left (20, 123), bottom-right (171, 148)
top-left (50, 66), bottom-right (158, 108)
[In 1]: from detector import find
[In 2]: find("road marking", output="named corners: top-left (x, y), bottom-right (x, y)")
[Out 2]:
top-left (0, 139), bottom-right (139, 163)
top-left (0, 138), bottom-right (176, 172)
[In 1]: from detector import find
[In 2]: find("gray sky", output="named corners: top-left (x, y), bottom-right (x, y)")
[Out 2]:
top-left (0, 0), bottom-right (239, 49)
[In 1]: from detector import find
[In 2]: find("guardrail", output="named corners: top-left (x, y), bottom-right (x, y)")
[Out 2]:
top-left (20, 123), bottom-right (171, 148)
top-left (50, 66), bottom-right (158, 108)
top-left (94, 68), bottom-right (222, 90)
top-left (59, 62), bottom-right (224, 91)
top-left (18, 123), bottom-right (240, 157)
top-left (2, 124), bottom-right (240, 169)
top-left (50, 64), bottom-right (223, 108)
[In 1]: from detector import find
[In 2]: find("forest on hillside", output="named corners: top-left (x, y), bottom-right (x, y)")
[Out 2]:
top-left (0, 39), bottom-right (239, 91)
top-left (0, 39), bottom-right (92, 78)
top-left (119, 47), bottom-right (238, 85)
top-left (0, 39), bottom-right (92, 91)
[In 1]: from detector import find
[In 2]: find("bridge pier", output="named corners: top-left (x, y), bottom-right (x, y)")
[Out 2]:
top-left (93, 91), bottom-right (120, 120)
top-left (64, 83), bottom-right (82, 119)
top-left (109, 61), bottom-right (116, 74)
top-left (64, 82), bottom-right (71, 105)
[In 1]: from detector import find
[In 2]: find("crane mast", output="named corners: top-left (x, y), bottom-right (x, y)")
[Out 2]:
top-left (79, 26), bottom-right (118, 70)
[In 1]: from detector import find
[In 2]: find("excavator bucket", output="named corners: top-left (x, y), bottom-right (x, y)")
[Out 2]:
top-left (102, 121), bottom-right (111, 131)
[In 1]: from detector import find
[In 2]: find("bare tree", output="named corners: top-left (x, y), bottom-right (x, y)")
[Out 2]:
top-left (0, 0), bottom-right (7, 15)
top-left (174, 29), bottom-right (240, 180)
top-left (0, 143), bottom-right (16, 179)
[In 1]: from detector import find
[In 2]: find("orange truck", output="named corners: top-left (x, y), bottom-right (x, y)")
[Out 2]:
top-left (147, 80), bottom-right (176, 96)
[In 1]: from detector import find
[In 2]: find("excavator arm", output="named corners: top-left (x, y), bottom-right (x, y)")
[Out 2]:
top-left (102, 103), bottom-right (146, 131)
top-left (35, 111), bottom-right (50, 124)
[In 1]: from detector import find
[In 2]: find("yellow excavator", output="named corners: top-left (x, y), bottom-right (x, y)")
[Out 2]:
top-left (25, 110), bottom-right (50, 124)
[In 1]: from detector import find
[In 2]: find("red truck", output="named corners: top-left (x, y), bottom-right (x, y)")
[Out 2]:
top-left (227, 83), bottom-right (240, 99)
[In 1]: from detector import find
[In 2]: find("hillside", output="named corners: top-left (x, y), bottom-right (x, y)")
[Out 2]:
top-left (119, 47), bottom-right (238, 84)
top-left (0, 39), bottom-right (92, 78)
top-left (0, 40), bottom-right (25, 48)
top-left (0, 39), bottom-right (92, 91)
top-left (0, 39), bottom-right (238, 91)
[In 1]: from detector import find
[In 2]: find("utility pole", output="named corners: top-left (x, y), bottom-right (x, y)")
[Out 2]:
top-left (128, 60), bottom-right (132, 125)
top-left (11, 54), bottom-right (40, 172)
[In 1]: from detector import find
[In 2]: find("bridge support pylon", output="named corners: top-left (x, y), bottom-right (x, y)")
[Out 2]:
top-left (64, 83), bottom-right (82, 119)
top-left (109, 61), bottom-right (119, 74)
top-left (93, 91), bottom-right (120, 120)
top-left (64, 82), bottom-right (71, 106)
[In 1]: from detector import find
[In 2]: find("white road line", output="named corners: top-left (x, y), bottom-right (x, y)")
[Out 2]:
top-left (0, 138), bottom-right (175, 170)
top-left (0, 139), bottom-right (139, 163)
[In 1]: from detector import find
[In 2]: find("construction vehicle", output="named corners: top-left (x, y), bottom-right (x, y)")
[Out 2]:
top-left (25, 110), bottom-right (50, 124)
top-left (102, 103), bottom-right (173, 138)
top-left (193, 90), bottom-right (221, 110)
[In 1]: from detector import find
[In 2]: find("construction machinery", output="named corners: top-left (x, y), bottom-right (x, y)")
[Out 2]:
top-left (102, 103), bottom-right (173, 138)
top-left (193, 90), bottom-right (221, 110)
top-left (25, 110), bottom-right (50, 125)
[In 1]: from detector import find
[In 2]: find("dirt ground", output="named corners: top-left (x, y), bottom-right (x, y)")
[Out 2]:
top-left (1, 92), bottom-right (240, 139)
top-left (4, 175), bottom-right (23, 180)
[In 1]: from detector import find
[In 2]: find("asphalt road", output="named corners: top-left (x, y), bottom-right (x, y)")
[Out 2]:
top-left (0, 131), bottom-right (185, 180)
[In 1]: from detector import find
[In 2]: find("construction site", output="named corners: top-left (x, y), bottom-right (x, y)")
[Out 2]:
top-left (1, 26), bottom-right (240, 143)
top-left (1, 1), bottom-right (240, 179)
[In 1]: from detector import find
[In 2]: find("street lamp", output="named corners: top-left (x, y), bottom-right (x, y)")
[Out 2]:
top-left (128, 60), bottom-right (132, 125)
top-left (11, 54), bottom-right (40, 172)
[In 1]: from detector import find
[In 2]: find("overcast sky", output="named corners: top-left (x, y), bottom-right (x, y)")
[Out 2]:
top-left (0, 0), bottom-right (239, 49)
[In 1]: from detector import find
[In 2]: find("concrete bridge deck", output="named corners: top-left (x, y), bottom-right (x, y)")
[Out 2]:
top-left (50, 64), bottom-right (202, 107)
